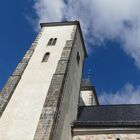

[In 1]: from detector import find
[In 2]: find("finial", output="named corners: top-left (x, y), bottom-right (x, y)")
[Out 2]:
top-left (88, 69), bottom-right (92, 80)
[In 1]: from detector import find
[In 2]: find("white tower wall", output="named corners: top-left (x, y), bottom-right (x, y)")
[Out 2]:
top-left (0, 24), bottom-right (76, 140)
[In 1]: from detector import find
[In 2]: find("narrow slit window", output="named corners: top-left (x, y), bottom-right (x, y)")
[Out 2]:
top-left (76, 52), bottom-right (80, 65)
top-left (47, 38), bottom-right (53, 46)
top-left (42, 52), bottom-right (50, 62)
top-left (52, 38), bottom-right (57, 45)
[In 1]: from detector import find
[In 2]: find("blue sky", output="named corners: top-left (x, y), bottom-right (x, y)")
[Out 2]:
top-left (1, 0), bottom-right (140, 104)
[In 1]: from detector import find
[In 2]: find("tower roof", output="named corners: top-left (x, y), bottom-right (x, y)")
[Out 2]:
top-left (81, 79), bottom-right (93, 88)
top-left (81, 79), bottom-right (99, 105)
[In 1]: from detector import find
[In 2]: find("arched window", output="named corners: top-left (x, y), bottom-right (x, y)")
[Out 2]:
top-left (52, 38), bottom-right (57, 45)
top-left (42, 52), bottom-right (50, 62)
top-left (47, 38), bottom-right (53, 46)
top-left (47, 38), bottom-right (57, 46)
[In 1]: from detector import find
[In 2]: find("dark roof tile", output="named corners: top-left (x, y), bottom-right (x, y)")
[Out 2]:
top-left (74, 105), bottom-right (140, 127)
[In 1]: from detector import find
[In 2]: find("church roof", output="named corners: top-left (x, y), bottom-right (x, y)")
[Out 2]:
top-left (73, 105), bottom-right (140, 127)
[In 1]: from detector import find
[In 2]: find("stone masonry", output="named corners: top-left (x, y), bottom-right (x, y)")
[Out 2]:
top-left (73, 134), bottom-right (140, 140)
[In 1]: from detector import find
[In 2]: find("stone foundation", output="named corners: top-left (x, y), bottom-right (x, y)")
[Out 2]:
top-left (73, 134), bottom-right (140, 140)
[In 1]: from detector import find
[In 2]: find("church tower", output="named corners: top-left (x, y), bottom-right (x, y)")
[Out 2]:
top-left (0, 21), bottom-right (87, 140)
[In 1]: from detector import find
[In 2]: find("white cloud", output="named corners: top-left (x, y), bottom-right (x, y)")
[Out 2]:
top-left (33, 0), bottom-right (140, 68)
top-left (31, 0), bottom-right (140, 104)
top-left (33, 0), bottom-right (66, 30)
top-left (99, 83), bottom-right (140, 104)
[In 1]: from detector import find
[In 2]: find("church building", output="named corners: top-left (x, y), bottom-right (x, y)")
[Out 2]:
top-left (0, 21), bottom-right (140, 140)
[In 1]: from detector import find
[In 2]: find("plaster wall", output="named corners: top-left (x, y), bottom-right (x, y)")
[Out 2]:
top-left (79, 90), bottom-right (98, 106)
top-left (0, 25), bottom-right (75, 140)
top-left (80, 90), bottom-right (93, 106)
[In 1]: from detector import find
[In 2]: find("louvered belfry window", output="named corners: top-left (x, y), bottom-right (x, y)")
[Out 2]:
top-left (47, 38), bottom-right (57, 46)
top-left (47, 38), bottom-right (53, 46)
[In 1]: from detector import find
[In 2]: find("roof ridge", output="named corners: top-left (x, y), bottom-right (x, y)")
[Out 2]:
top-left (79, 104), bottom-right (140, 107)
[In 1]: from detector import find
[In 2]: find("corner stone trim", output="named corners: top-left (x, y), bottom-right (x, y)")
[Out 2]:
top-left (34, 40), bottom-right (73, 140)
top-left (0, 76), bottom-right (20, 116)
top-left (0, 28), bottom-right (44, 117)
